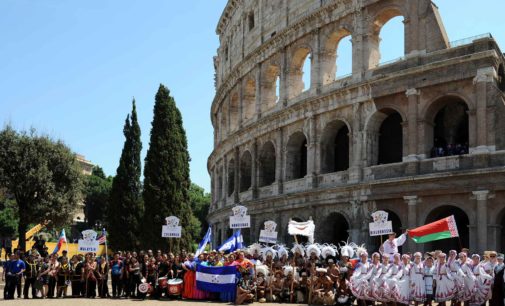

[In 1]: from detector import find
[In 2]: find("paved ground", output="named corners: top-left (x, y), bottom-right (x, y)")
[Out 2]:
top-left (0, 297), bottom-right (305, 306)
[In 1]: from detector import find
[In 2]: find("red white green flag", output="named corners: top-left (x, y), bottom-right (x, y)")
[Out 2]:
top-left (408, 215), bottom-right (459, 243)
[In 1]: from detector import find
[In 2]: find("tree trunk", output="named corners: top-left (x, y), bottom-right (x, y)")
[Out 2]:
top-left (18, 221), bottom-right (27, 252)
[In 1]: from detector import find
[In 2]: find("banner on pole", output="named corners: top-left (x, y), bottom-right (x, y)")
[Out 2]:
top-left (229, 205), bottom-right (250, 229)
top-left (369, 211), bottom-right (392, 236)
top-left (78, 230), bottom-right (99, 253)
top-left (162, 216), bottom-right (182, 238)
top-left (288, 219), bottom-right (315, 243)
top-left (259, 220), bottom-right (278, 243)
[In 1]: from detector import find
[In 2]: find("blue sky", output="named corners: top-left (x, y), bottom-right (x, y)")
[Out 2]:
top-left (1, 1), bottom-right (504, 192)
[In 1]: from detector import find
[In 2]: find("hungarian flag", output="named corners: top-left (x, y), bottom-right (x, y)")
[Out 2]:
top-left (408, 215), bottom-right (459, 243)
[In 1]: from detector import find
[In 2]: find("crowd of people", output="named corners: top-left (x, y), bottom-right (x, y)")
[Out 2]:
top-left (2, 232), bottom-right (504, 306)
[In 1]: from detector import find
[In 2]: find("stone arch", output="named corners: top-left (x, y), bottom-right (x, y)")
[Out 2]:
top-left (227, 158), bottom-right (235, 197)
top-left (285, 131), bottom-right (308, 181)
top-left (320, 119), bottom-right (350, 174)
top-left (262, 63), bottom-right (281, 112)
top-left (220, 104), bottom-right (228, 138)
top-left (424, 95), bottom-right (470, 157)
top-left (239, 150), bottom-right (252, 192)
top-left (496, 207), bottom-right (505, 252)
top-left (498, 64), bottom-right (505, 91)
top-left (365, 108), bottom-right (405, 166)
top-left (243, 78), bottom-right (256, 122)
top-left (288, 46), bottom-right (312, 99)
top-left (424, 205), bottom-right (470, 252)
top-left (368, 5), bottom-right (406, 68)
top-left (321, 27), bottom-right (353, 84)
top-left (229, 92), bottom-right (239, 132)
top-left (258, 141), bottom-right (276, 187)
top-left (320, 212), bottom-right (350, 245)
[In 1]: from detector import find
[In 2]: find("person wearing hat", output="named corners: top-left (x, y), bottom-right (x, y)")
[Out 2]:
top-left (236, 270), bottom-right (255, 305)
top-left (379, 230), bottom-right (408, 262)
top-left (254, 265), bottom-right (269, 303)
top-left (490, 253), bottom-right (504, 306)
top-left (268, 270), bottom-right (284, 302)
top-left (311, 267), bottom-right (333, 305)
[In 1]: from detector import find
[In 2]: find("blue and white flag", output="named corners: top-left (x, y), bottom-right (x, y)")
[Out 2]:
top-left (195, 227), bottom-right (212, 259)
top-left (218, 229), bottom-right (243, 253)
top-left (196, 264), bottom-right (238, 293)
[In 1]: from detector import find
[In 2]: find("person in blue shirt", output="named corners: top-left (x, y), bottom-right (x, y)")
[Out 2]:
top-left (4, 252), bottom-right (25, 299)
top-left (110, 253), bottom-right (124, 298)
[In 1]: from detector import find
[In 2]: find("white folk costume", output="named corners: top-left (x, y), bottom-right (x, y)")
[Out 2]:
top-left (350, 260), bottom-right (371, 300)
top-left (371, 262), bottom-right (390, 302)
top-left (447, 253), bottom-right (465, 300)
top-left (392, 261), bottom-right (411, 304)
top-left (434, 261), bottom-right (455, 302)
top-left (409, 261), bottom-right (425, 302)
top-left (363, 261), bottom-right (381, 301)
top-left (457, 260), bottom-right (476, 302)
top-left (423, 264), bottom-right (435, 298)
top-left (384, 262), bottom-right (401, 302)
top-left (380, 234), bottom-right (407, 261)
top-left (470, 263), bottom-right (493, 306)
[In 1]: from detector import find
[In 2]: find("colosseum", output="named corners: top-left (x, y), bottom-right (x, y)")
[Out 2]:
top-left (207, 0), bottom-right (505, 254)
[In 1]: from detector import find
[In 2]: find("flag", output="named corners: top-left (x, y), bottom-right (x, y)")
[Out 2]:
top-left (288, 219), bottom-right (315, 243)
top-left (408, 215), bottom-right (459, 243)
top-left (51, 229), bottom-right (67, 255)
top-left (217, 229), bottom-right (243, 253)
top-left (97, 228), bottom-right (106, 245)
top-left (196, 264), bottom-right (238, 293)
top-left (195, 227), bottom-right (212, 259)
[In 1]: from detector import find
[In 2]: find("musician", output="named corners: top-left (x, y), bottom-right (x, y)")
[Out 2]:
top-left (70, 255), bottom-right (83, 297)
top-left (56, 256), bottom-right (70, 298)
top-left (23, 254), bottom-right (39, 299)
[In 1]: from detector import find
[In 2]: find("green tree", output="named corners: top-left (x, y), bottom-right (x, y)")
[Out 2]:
top-left (108, 100), bottom-right (143, 250)
top-left (188, 183), bottom-right (210, 238)
top-left (143, 84), bottom-right (193, 252)
top-left (0, 127), bottom-right (82, 251)
top-left (0, 190), bottom-right (18, 238)
top-left (83, 166), bottom-right (112, 228)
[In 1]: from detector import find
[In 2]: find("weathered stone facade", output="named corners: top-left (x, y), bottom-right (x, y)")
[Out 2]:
top-left (208, 0), bottom-right (505, 254)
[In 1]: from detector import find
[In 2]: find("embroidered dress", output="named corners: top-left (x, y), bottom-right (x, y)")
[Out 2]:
top-left (456, 262), bottom-right (475, 302)
top-left (434, 263), bottom-right (455, 302)
top-left (384, 263), bottom-right (400, 302)
top-left (350, 261), bottom-right (371, 300)
top-left (391, 263), bottom-right (411, 304)
top-left (447, 257), bottom-right (465, 301)
top-left (469, 264), bottom-right (493, 306)
top-left (363, 262), bottom-right (381, 301)
top-left (409, 262), bottom-right (425, 302)
top-left (371, 263), bottom-right (390, 302)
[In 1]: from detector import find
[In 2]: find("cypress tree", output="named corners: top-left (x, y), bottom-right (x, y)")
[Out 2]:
top-left (143, 84), bottom-right (193, 252)
top-left (108, 99), bottom-right (143, 250)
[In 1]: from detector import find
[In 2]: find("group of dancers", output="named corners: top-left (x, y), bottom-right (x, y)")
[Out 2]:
top-left (2, 231), bottom-right (504, 306)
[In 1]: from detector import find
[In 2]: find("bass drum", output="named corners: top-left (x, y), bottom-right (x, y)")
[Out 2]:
top-left (167, 278), bottom-right (183, 296)
top-left (138, 282), bottom-right (151, 294)
top-left (158, 277), bottom-right (168, 289)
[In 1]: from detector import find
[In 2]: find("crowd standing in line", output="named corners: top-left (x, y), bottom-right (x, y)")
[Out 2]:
top-left (2, 232), bottom-right (504, 306)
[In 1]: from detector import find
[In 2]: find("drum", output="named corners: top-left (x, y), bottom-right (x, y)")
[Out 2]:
top-left (138, 282), bottom-right (151, 294)
top-left (167, 278), bottom-right (183, 296)
top-left (158, 277), bottom-right (168, 289)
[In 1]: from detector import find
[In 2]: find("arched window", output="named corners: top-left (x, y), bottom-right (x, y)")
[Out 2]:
top-left (321, 120), bottom-right (350, 173)
top-left (367, 108), bottom-right (404, 166)
top-left (336, 35), bottom-right (352, 79)
top-left (258, 141), bottom-right (276, 187)
top-left (239, 151), bottom-right (252, 192)
top-left (229, 93), bottom-right (239, 132)
top-left (369, 9), bottom-right (405, 68)
top-left (320, 213), bottom-right (349, 245)
top-left (288, 48), bottom-right (311, 99)
top-left (286, 132), bottom-right (308, 180)
top-left (243, 79), bottom-right (256, 122)
top-left (321, 29), bottom-right (352, 84)
top-left (262, 64), bottom-right (280, 111)
top-left (429, 97), bottom-right (469, 157)
top-left (227, 159), bottom-right (235, 197)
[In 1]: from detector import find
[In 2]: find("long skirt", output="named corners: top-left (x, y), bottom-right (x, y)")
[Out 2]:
top-left (434, 276), bottom-right (455, 302)
top-left (182, 271), bottom-right (194, 299)
top-left (350, 276), bottom-right (369, 300)
top-left (410, 273), bottom-right (426, 302)
top-left (371, 276), bottom-right (390, 302)
top-left (470, 278), bottom-right (492, 306)
top-left (392, 277), bottom-right (410, 304)
top-left (457, 274), bottom-right (475, 302)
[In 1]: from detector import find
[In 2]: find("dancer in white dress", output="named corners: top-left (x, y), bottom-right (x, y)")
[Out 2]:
top-left (364, 253), bottom-right (381, 301)
top-left (423, 256), bottom-right (435, 306)
top-left (446, 250), bottom-right (464, 305)
top-left (434, 253), bottom-right (455, 304)
top-left (385, 253), bottom-right (401, 305)
top-left (392, 254), bottom-right (411, 305)
top-left (456, 252), bottom-right (475, 303)
top-left (470, 254), bottom-right (493, 306)
top-left (409, 252), bottom-right (425, 304)
top-left (350, 251), bottom-right (371, 306)
top-left (371, 255), bottom-right (390, 303)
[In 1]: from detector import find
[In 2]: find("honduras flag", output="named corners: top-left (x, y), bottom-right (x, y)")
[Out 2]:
top-left (196, 264), bottom-right (238, 293)
top-left (217, 229), bottom-right (243, 253)
top-left (195, 227), bottom-right (212, 259)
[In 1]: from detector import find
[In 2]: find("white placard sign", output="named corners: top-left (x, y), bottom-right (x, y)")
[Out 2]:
top-left (162, 216), bottom-right (182, 238)
top-left (369, 210), bottom-right (393, 236)
top-left (78, 230), bottom-right (99, 253)
top-left (259, 220), bottom-right (278, 243)
top-left (229, 205), bottom-right (251, 229)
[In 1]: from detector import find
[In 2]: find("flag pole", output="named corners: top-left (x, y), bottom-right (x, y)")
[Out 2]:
top-left (103, 228), bottom-right (109, 263)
